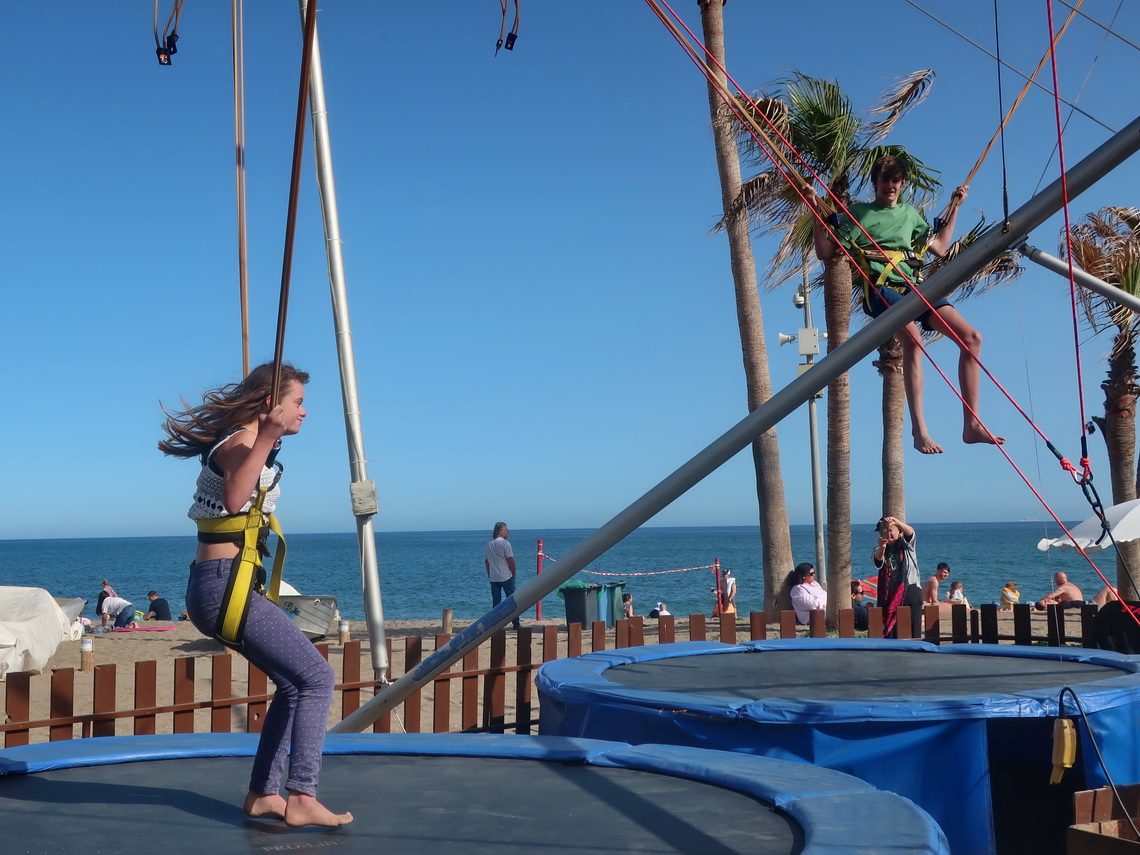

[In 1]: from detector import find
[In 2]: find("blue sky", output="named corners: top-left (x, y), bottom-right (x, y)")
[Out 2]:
top-left (2, 2), bottom-right (1138, 539)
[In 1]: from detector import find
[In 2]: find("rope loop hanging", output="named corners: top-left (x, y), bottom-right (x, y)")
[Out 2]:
top-left (496, 0), bottom-right (521, 54)
top-left (153, 0), bottom-right (185, 65)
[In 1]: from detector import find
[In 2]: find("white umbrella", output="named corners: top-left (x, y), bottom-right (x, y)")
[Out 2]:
top-left (1037, 499), bottom-right (1140, 553)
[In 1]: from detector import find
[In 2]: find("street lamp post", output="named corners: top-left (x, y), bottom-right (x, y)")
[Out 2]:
top-left (779, 274), bottom-right (826, 585)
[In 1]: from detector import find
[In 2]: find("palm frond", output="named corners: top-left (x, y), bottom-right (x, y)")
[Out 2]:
top-left (863, 70), bottom-right (936, 143)
top-left (921, 218), bottom-right (1023, 301)
top-left (1065, 206), bottom-right (1140, 335)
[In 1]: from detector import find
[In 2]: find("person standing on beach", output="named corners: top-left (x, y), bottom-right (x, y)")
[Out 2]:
top-left (713, 568), bottom-right (737, 616)
top-left (484, 522), bottom-right (521, 630)
top-left (873, 516), bottom-right (923, 638)
top-left (159, 363), bottom-right (351, 828)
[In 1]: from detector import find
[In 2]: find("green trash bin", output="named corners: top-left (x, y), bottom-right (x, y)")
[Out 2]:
top-left (598, 581), bottom-right (627, 627)
top-left (558, 580), bottom-right (601, 627)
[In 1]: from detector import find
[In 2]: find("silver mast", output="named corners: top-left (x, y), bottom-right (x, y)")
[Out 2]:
top-left (333, 116), bottom-right (1140, 733)
top-left (300, 0), bottom-right (388, 677)
top-left (1020, 242), bottom-right (1140, 315)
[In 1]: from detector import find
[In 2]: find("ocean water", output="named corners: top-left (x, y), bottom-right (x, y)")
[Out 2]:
top-left (0, 522), bottom-right (1107, 622)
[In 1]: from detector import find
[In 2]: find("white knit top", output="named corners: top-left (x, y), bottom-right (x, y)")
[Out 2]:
top-left (187, 429), bottom-right (280, 520)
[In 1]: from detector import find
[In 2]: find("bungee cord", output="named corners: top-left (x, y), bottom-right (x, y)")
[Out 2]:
top-left (646, 0), bottom-right (1138, 623)
top-left (232, 0), bottom-right (251, 376)
top-left (941, 0), bottom-right (1087, 227)
top-left (900, 0), bottom-right (1113, 134)
top-left (1055, 0), bottom-right (1140, 53)
top-left (270, 0), bottom-right (319, 406)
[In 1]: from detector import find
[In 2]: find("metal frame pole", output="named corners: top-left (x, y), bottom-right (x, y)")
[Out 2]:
top-left (1020, 243), bottom-right (1140, 314)
top-left (332, 115), bottom-right (1140, 733)
top-left (300, 0), bottom-right (388, 675)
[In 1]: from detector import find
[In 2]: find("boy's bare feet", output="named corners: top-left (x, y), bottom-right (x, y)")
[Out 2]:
top-left (244, 791), bottom-right (287, 819)
top-left (913, 432), bottom-right (944, 454)
top-left (963, 425), bottom-right (1005, 445)
top-left (284, 793), bottom-right (353, 827)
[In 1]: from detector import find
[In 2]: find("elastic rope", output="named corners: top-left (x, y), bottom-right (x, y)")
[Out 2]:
top-left (991, 0), bottom-right (1011, 223)
top-left (232, 0), bottom-right (250, 377)
top-left (270, 0), bottom-right (319, 404)
top-left (901, 0), bottom-right (1111, 134)
top-left (1046, 1), bottom-right (1091, 444)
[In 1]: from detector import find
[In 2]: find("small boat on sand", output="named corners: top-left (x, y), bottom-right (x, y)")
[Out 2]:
top-left (0, 587), bottom-right (87, 679)
top-left (276, 582), bottom-right (338, 641)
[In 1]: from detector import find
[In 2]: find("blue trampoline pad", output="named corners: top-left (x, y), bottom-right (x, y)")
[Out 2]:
top-left (603, 648), bottom-right (1120, 699)
top-left (0, 733), bottom-right (948, 855)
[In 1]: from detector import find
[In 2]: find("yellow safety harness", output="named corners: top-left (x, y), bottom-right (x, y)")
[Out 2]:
top-left (196, 462), bottom-right (286, 648)
top-left (851, 244), bottom-right (927, 308)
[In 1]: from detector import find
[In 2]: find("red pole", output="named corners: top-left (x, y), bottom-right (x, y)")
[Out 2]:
top-left (535, 539), bottom-right (544, 621)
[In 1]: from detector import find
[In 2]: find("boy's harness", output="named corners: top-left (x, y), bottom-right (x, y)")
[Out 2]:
top-left (196, 460), bottom-right (286, 648)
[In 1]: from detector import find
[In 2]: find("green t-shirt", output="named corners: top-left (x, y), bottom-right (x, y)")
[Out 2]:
top-left (837, 202), bottom-right (930, 289)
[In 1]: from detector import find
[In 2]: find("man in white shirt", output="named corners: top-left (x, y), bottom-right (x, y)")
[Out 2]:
top-left (484, 522), bottom-right (521, 629)
top-left (100, 596), bottom-right (138, 630)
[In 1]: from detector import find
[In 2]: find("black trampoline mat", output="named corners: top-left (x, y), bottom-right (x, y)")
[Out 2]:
top-left (602, 649), bottom-right (1122, 700)
top-left (0, 754), bottom-right (800, 855)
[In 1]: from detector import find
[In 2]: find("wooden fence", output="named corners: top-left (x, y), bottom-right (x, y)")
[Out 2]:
top-left (0, 601), bottom-right (1100, 747)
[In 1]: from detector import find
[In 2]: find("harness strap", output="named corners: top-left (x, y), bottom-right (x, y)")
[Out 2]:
top-left (196, 486), bottom-right (286, 648)
top-left (849, 244), bottom-right (925, 308)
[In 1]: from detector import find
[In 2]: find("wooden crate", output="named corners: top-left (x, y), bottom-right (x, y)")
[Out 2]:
top-left (1069, 784), bottom-right (1140, 854)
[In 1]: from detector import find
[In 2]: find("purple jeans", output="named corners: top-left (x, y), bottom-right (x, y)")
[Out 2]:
top-left (186, 559), bottom-right (335, 797)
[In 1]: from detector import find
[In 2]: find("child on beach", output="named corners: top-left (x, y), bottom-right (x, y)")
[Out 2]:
top-left (1000, 581), bottom-right (1020, 611)
top-left (945, 580), bottom-right (971, 609)
top-left (807, 155), bottom-right (1004, 454)
top-left (159, 363), bottom-right (351, 828)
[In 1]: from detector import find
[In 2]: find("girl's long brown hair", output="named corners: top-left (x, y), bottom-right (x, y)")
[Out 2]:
top-left (158, 363), bottom-right (309, 459)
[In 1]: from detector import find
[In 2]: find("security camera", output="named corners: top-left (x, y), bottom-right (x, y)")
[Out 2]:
top-left (792, 291), bottom-right (805, 309)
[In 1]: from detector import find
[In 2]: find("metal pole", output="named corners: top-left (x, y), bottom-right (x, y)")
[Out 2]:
top-left (1020, 243), bottom-right (1140, 315)
top-left (300, 0), bottom-right (388, 675)
top-left (332, 113), bottom-right (1140, 734)
top-left (799, 271), bottom-right (827, 585)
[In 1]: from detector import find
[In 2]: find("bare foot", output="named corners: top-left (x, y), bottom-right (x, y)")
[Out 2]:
top-left (284, 793), bottom-right (354, 827)
top-left (963, 426), bottom-right (1005, 445)
top-left (913, 433), bottom-right (944, 454)
top-left (244, 791), bottom-right (287, 819)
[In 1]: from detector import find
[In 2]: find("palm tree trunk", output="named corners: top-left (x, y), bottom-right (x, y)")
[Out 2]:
top-left (1104, 336), bottom-right (1139, 599)
top-left (822, 261), bottom-right (852, 623)
top-left (875, 336), bottom-right (906, 517)
top-left (699, 0), bottom-right (794, 620)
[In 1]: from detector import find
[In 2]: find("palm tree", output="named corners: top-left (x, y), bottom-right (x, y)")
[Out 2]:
top-left (1067, 206), bottom-right (1140, 599)
top-left (696, 1), bottom-right (794, 619)
top-left (726, 70), bottom-right (938, 623)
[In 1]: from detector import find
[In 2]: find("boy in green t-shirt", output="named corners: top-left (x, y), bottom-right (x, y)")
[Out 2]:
top-left (807, 155), bottom-right (1004, 454)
